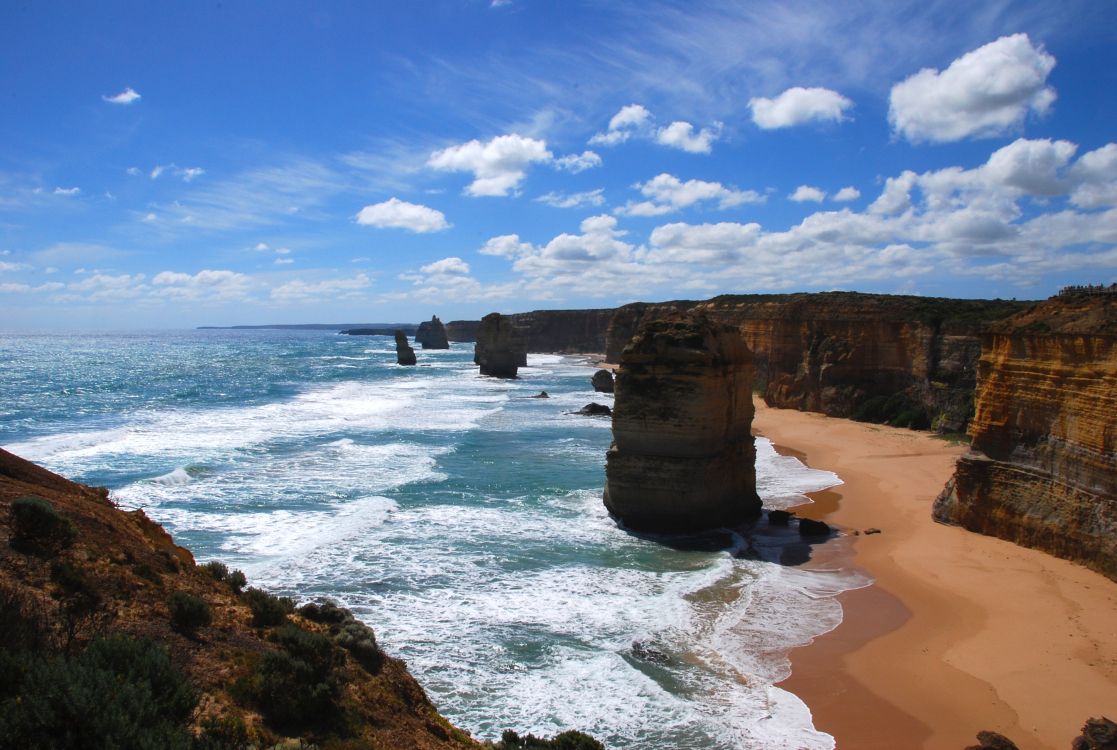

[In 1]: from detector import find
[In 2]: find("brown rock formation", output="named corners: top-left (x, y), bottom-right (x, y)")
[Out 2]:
top-left (445, 320), bottom-right (480, 342)
top-left (603, 313), bottom-right (761, 532)
top-left (0, 447), bottom-right (480, 749)
top-left (415, 315), bottom-right (450, 349)
top-left (508, 308), bottom-right (617, 354)
top-left (934, 292), bottom-right (1117, 580)
top-left (474, 312), bottom-right (527, 378)
top-left (591, 369), bottom-right (614, 393)
top-left (395, 329), bottom-right (417, 365)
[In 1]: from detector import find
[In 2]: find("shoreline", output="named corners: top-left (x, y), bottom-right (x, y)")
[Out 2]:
top-left (753, 399), bottom-right (1117, 750)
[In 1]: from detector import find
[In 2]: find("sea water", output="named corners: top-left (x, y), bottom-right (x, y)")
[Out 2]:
top-left (0, 329), bottom-right (865, 749)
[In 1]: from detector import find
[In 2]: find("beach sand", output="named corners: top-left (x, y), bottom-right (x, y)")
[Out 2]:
top-left (752, 399), bottom-right (1117, 750)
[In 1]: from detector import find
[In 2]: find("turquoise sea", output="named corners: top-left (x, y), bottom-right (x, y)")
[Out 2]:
top-left (0, 329), bottom-right (864, 749)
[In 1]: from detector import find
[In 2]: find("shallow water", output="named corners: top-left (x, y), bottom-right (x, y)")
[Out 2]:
top-left (0, 329), bottom-right (864, 749)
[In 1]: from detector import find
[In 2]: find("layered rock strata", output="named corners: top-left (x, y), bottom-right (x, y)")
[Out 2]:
top-left (415, 315), bottom-right (450, 349)
top-left (474, 312), bottom-right (527, 378)
top-left (444, 320), bottom-right (480, 342)
top-left (934, 292), bottom-right (1117, 580)
top-left (395, 330), bottom-right (417, 366)
top-left (603, 313), bottom-right (761, 532)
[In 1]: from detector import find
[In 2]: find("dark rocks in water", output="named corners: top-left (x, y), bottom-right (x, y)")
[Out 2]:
top-left (1073, 717), bottom-right (1117, 750)
top-left (415, 315), bottom-right (450, 349)
top-left (394, 330), bottom-right (416, 366)
top-left (965, 730), bottom-right (1020, 750)
top-left (630, 640), bottom-right (670, 664)
top-left (475, 312), bottom-right (527, 378)
top-left (798, 518), bottom-right (831, 537)
top-left (576, 403), bottom-right (611, 416)
top-left (530, 391), bottom-right (549, 399)
top-left (767, 509), bottom-right (793, 526)
top-left (591, 369), bottom-right (615, 394)
top-left (603, 312), bottom-right (761, 533)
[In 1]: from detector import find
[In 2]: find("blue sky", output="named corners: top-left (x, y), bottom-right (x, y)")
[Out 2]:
top-left (2, 1), bottom-right (1117, 328)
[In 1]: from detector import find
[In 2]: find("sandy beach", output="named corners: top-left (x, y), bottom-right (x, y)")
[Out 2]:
top-left (753, 399), bottom-right (1117, 750)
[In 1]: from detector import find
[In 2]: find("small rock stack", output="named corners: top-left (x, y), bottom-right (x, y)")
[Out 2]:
top-left (415, 315), bottom-right (450, 349)
top-left (394, 330), bottom-right (416, 366)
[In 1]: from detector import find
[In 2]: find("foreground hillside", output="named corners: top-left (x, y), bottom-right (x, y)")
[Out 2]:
top-left (0, 447), bottom-right (483, 749)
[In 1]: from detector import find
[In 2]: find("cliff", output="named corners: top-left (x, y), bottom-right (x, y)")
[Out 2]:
top-left (505, 308), bottom-right (617, 354)
top-left (934, 292), bottom-right (1117, 580)
top-left (603, 313), bottom-right (761, 532)
top-left (445, 320), bottom-right (480, 342)
top-left (415, 316), bottom-right (450, 349)
top-left (0, 447), bottom-right (480, 748)
top-left (474, 313), bottom-right (527, 378)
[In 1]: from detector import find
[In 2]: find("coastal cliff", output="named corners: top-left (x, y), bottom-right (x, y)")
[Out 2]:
top-left (445, 320), bottom-right (480, 342)
top-left (603, 314), bottom-right (761, 532)
top-left (0, 447), bottom-right (480, 749)
top-left (934, 291), bottom-right (1117, 580)
top-left (506, 308), bottom-right (617, 354)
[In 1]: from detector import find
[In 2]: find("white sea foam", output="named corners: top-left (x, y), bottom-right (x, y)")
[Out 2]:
top-left (151, 466), bottom-right (192, 485)
top-left (755, 436), bottom-right (842, 509)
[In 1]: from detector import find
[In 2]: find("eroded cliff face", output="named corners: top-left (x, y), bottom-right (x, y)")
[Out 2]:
top-left (474, 312), bottom-right (527, 378)
top-left (506, 308), bottom-right (617, 354)
top-left (445, 320), bottom-right (480, 342)
top-left (603, 314), bottom-right (761, 532)
top-left (934, 293), bottom-right (1117, 580)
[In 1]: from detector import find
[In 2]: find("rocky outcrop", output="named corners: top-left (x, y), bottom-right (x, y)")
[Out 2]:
top-left (591, 369), bottom-right (614, 393)
top-left (395, 330), bottom-right (417, 366)
top-left (445, 320), bottom-right (480, 342)
top-left (603, 313), bottom-right (761, 532)
top-left (474, 313), bottom-right (527, 378)
top-left (934, 292), bottom-right (1117, 580)
top-left (415, 316), bottom-right (450, 349)
top-left (507, 308), bottom-right (617, 354)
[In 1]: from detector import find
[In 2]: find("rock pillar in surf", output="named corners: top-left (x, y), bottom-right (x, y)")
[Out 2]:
top-left (395, 330), bottom-right (417, 366)
top-left (603, 313), bottom-right (761, 532)
top-left (415, 315), bottom-right (450, 349)
top-left (474, 312), bottom-right (527, 378)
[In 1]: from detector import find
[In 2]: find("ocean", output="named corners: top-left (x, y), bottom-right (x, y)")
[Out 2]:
top-left (0, 329), bottom-right (865, 749)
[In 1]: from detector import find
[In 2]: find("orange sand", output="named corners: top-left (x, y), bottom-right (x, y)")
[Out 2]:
top-left (753, 399), bottom-right (1117, 750)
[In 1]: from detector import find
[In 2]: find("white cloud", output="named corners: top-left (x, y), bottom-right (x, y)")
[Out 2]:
top-left (127, 167), bottom-right (142, 176)
top-left (0, 261), bottom-right (31, 272)
top-left (356, 197), bottom-right (451, 233)
top-left (151, 269), bottom-right (254, 300)
top-left (271, 274), bottom-right (371, 301)
top-left (180, 167), bottom-right (205, 182)
top-left (150, 164), bottom-right (205, 182)
top-left (102, 87), bottom-right (141, 105)
top-left (150, 165), bottom-right (167, 179)
top-left (647, 222), bottom-right (762, 264)
top-left (274, 258), bottom-right (294, 265)
top-left (495, 215), bottom-right (640, 288)
top-left (53, 187), bottom-right (80, 196)
top-left (1071, 144), bottom-right (1117, 208)
top-left (553, 150), bottom-right (602, 173)
top-left (749, 87), bottom-right (852, 129)
top-left (255, 242), bottom-right (269, 251)
top-left (889, 33), bottom-right (1056, 143)
top-left (479, 235), bottom-right (535, 259)
top-left (536, 189), bottom-right (606, 209)
top-left (617, 173), bottom-right (764, 217)
top-left (789, 185), bottom-right (826, 203)
top-left (428, 134), bottom-right (552, 196)
top-left (982, 137), bottom-right (1076, 196)
top-left (589, 104), bottom-right (652, 146)
top-left (655, 121), bottom-right (720, 154)
top-left (833, 186), bottom-right (861, 202)
top-left (420, 257), bottom-right (471, 275)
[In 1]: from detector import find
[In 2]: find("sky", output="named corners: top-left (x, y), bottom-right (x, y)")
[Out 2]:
top-left (2, 0), bottom-right (1117, 329)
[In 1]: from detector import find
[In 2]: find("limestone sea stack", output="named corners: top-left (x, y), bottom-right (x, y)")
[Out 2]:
top-left (474, 312), bottom-right (527, 378)
top-left (934, 289), bottom-right (1117, 580)
top-left (394, 329), bottom-right (417, 365)
top-left (603, 313), bottom-right (762, 532)
top-left (591, 369), bottom-right (614, 393)
top-left (415, 315), bottom-right (450, 349)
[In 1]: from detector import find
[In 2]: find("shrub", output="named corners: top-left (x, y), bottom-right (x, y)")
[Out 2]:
top-left (299, 599), bottom-right (349, 625)
top-left (194, 714), bottom-right (251, 750)
top-left (497, 730), bottom-right (604, 750)
top-left (168, 592), bottom-right (212, 633)
top-left (226, 569), bottom-right (247, 594)
top-left (0, 634), bottom-right (196, 749)
top-left (248, 627), bottom-right (341, 731)
top-left (200, 561), bottom-right (229, 581)
top-left (10, 496), bottom-right (76, 553)
top-left (0, 585), bottom-right (48, 657)
top-left (243, 587), bottom-right (294, 627)
top-left (335, 619), bottom-right (383, 674)
top-left (49, 562), bottom-right (106, 652)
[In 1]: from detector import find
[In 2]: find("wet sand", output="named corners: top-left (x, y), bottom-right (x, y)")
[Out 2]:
top-left (754, 400), bottom-right (1117, 750)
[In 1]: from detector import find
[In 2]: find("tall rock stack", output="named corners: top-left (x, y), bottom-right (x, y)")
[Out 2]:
top-left (474, 312), bottom-right (527, 378)
top-left (603, 313), bottom-right (762, 532)
top-left (394, 330), bottom-right (417, 366)
top-left (415, 315), bottom-right (450, 349)
top-left (934, 290), bottom-right (1117, 580)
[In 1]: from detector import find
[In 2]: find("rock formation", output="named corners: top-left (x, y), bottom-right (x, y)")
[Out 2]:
top-left (507, 308), bottom-right (617, 354)
top-left (934, 291), bottom-right (1117, 580)
top-left (395, 330), bottom-right (417, 366)
top-left (474, 312), bottom-right (527, 378)
top-left (415, 315), bottom-right (450, 349)
top-left (445, 320), bottom-right (480, 342)
top-left (591, 369), bottom-right (614, 393)
top-left (603, 313), bottom-right (761, 532)
top-left (575, 403), bottom-right (612, 416)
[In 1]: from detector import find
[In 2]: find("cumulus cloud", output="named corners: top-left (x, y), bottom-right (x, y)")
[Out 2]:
top-left (479, 235), bottom-right (535, 259)
top-left (536, 189), bottom-right (606, 209)
top-left (889, 33), bottom-right (1056, 143)
top-left (270, 274), bottom-right (371, 301)
top-left (655, 121), bottom-right (721, 154)
top-left (420, 257), bottom-right (471, 275)
top-left (151, 269), bottom-right (254, 300)
top-left (789, 185), bottom-right (826, 203)
top-left (356, 197), bottom-right (451, 233)
top-left (428, 134), bottom-right (552, 196)
top-left (616, 173), bottom-right (764, 216)
top-left (749, 87), bottom-right (852, 129)
top-left (833, 186), bottom-right (861, 202)
top-left (1070, 144), bottom-right (1117, 209)
top-left (554, 151), bottom-right (602, 173)
top-left (589, 104), bottom-right (652, 146)
top-left (102, 87), bottom-right (141, 105)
